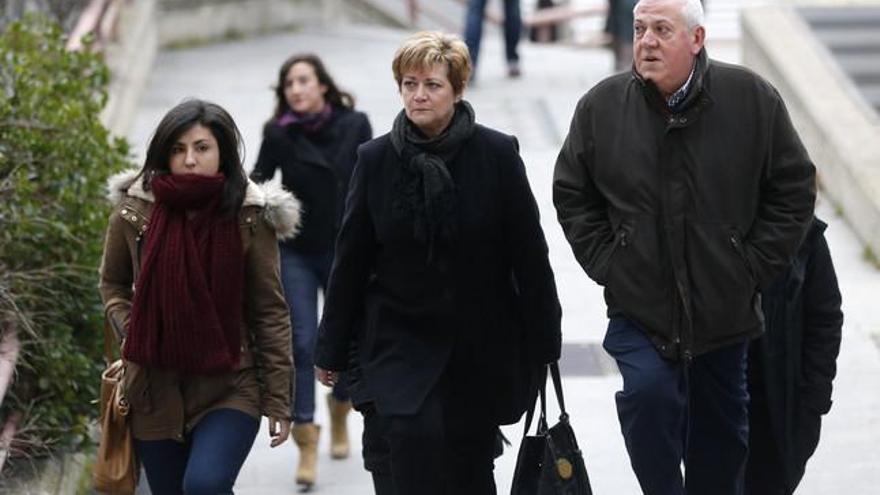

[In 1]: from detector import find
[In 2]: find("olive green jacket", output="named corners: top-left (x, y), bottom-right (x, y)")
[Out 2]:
top-left (99, 169), bottom-right (300, 441)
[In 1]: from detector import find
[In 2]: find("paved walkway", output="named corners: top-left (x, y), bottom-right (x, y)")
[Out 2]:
top-left (128, 16), bottom-right (880, 495)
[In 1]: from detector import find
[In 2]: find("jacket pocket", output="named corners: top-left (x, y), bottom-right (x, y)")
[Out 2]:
top-left (595, 224), bottom-right (631, 285)
top-left (603, 216), bottom-right (670, 335)
top-left (121, 360), bottom-right (151, 413)
top-left (184, 372), bottom-right (237, 413)
top-left (687, 222), bottom-right (762, 343)
top-left (728, 229), bottom-right (757, 286)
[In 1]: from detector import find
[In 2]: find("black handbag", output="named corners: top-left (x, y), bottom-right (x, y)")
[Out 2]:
top-left (510, 363), bottom-right (592, 495)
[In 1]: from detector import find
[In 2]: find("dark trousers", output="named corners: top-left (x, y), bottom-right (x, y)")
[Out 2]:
top-left (360, 382), bottom-right (498, 495)
top-left (464, 0), bottom-right (521, 66)
top-left (361, 406), bottom-right (394, 495)
top-left (134, 408), bottom-right (259, 495)
top-left (603, 317), bottom-right (749, 495)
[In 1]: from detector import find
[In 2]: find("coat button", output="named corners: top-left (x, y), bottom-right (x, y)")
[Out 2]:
top-left (130, 215), bottom-right (138, 222)
top-left (681, 117), bottom-right (688, 123)
top-left (121, 209), bottom-right (127, 215)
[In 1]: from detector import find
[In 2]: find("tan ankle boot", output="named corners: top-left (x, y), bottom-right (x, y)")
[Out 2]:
top-left (291, 423), bottom-right (320, 488)
top-left (326, 393), bottom-right (352, 459)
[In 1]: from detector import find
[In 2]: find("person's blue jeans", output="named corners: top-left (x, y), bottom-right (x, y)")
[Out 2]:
top-left (279, 245), bottom-right (349, 424)
top-left (464, 0), bottom-right (521, 68)
top-left (603, 316), bottom-right (749, 495)
top-left (134, 408), bottom-right (259, 495)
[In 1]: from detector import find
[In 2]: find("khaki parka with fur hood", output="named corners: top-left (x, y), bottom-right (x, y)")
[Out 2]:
top-left (99, 169), bottom-right (300, 441)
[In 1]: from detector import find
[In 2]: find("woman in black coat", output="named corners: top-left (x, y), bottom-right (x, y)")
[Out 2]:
top-left (250, 53), bottom-right (372, 490)
top-left (746, 216), bottom-right (843, 494)
top-left (314, 31), bottom-right (561, 495)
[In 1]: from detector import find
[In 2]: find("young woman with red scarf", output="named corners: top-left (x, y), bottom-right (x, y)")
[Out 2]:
top-left (250, 53), bottom-right (372, 490)
top-left (99, 99), bottom-right (301, 494)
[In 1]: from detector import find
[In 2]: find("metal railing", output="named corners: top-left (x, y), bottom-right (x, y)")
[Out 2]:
top-left (401, 0), bottom-right (606, 45)
top-left (0, 323), bottom-right (21, 472)
top-left (66, 0), bottom-right (126, 52)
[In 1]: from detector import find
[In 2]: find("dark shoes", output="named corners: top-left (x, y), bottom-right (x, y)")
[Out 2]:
top-left (468, 61), bottom-right (522, 84)
top-left (507, 61), bottom-right (522, 78)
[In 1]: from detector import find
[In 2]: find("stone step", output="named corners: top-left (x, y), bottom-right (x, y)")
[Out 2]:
top-left (799, 6), bottom-right (880, 27)
top-left (814, 28), bottom-right (880, 50)
top-left (859, 82), bottom-right (880, 111)
top-left (836, 53), bottom-right (880, 75)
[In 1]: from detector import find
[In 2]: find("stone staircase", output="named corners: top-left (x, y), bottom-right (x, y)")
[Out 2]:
top-left (800, 5), bottom-right (880, 114)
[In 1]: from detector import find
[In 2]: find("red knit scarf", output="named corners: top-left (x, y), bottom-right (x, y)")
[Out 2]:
top-left (123, 173), bottom-right (243, 373)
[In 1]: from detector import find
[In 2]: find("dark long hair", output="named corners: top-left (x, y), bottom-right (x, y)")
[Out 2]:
top-left (138, 99), bottom-right (248, 217)
top-left (271, 54), bottom-right (355, 121)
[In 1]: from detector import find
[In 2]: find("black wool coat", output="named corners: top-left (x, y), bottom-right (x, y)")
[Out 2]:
top-left (315, 124), bottom-right (562, 424)
top-left (748, 217), bottom-right (843, 492)
top-left (251, 107), bottom-right (372, 254)
top-left (553, 49), bottom-right (816, 359)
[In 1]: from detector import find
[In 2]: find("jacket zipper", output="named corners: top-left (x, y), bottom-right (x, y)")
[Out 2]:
top-left (602, 228), bottom-right (628, 284)
top-left (729, 231), bottom-right (756, 282)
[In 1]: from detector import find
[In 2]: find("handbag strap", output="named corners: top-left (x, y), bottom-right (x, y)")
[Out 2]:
top-left (549, 361), bottom-right (568, 417)
top-left (102, 318), bottom-right (117, 366)
top-left (522, 364), bottom-right (549, 437)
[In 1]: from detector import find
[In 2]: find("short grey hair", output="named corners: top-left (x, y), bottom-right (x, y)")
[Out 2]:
top-left (681, 0), bottom-right (705, 30)
top-left (635, 0), bottom-right (705, 31)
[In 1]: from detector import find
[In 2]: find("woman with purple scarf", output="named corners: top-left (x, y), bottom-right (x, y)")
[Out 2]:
top-left (250, 53), bottom-right (372, 490)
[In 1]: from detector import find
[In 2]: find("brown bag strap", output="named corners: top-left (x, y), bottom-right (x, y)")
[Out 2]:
top-left (103, 318), bottom-right (117, 366)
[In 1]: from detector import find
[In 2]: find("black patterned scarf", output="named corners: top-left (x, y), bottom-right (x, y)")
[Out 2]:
top-left (390, 100), bottom-right (476, 262)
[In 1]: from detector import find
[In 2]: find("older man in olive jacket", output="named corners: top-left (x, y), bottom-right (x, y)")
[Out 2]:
top-left (552, 0), bottom-right (816, 493)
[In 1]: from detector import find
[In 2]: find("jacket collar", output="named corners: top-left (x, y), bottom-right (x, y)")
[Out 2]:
top-left (633, 48), bottom-right (711, 117)
top-left (106, 168), bottom-right (301, 239)
top-left (281, 107), bottom-right (350, 170)
top-left (286, 129), bottom-right (333, 169)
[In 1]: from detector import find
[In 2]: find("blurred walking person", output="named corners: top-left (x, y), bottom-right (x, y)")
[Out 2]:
top-left (315, 31), bottom-right (561, 494)
top-left (746, 217), bottom-right (843, 494)
top-left (464, 0), bottom-right (523, 78)
top-left (99, 99), bottom-right (297, 494)
top-left (250, 53), bottom-right (372, 490)
top-left (605, 0), bottom-right (638, 71)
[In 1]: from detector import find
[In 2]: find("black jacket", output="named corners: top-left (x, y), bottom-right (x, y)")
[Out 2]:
top-left (315, 125), bottom-right (562, 424)
top-left (251, 107), bottom-right (372, 253)
top-left (748, 217), bottom-right (843, 492)
top-left (553, 50), bottom-right (816, 359)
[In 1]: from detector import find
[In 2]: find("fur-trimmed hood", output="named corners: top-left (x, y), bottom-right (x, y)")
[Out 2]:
top-left (106, 169), bottom-right (301, 240)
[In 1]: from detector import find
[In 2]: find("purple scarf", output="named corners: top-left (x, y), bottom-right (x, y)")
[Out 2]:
top-left (277, 104), bottom-right (333, 133)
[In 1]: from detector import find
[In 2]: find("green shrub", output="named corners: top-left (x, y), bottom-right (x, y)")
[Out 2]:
top-left (0, 14), bottom-right (130, 463)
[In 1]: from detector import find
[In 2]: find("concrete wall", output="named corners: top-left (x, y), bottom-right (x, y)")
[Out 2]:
top-left (99, 0), bottom-right (389, 137)
top-left (742, 5), bottom-right (880, 257)
top-left (157, 0), bottom-right (321, 46)
top-left (155, 0), bottom-right (391, 47)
